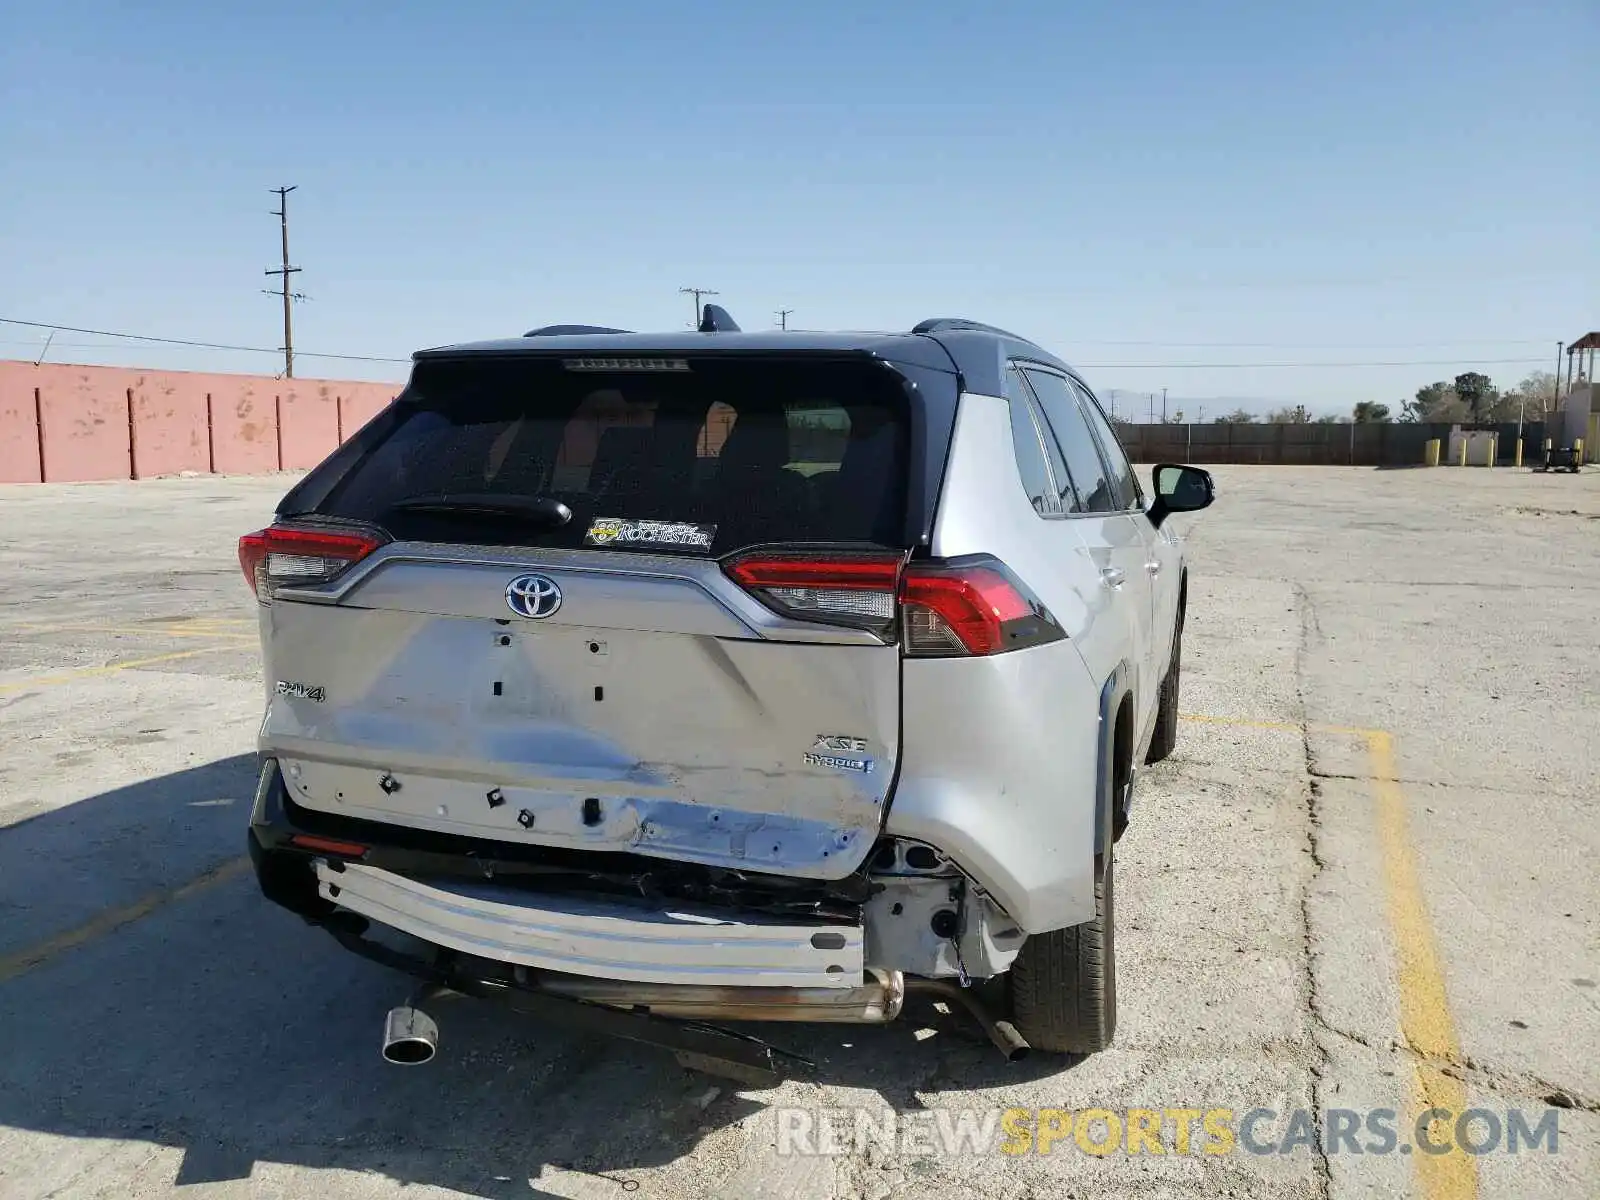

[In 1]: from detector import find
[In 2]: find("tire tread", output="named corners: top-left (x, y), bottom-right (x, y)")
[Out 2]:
top-left (1009, 856), bottom-right (1116, 1054)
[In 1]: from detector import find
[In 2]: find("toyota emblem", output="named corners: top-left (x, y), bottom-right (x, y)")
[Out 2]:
top-left (505, 573), bottom-right (563, 620)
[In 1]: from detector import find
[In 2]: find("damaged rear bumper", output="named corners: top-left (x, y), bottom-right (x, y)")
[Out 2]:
top-left (249, 757), bottom-right (1030, 1068)
top-left (312, 858), bottom-right (863, 988)
top-left (249, 757), bottom-right (865, 988)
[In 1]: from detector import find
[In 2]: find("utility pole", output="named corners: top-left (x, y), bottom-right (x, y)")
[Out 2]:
top-left (679, 287), bottom-right (718, 329)
top-left (1148, 393), bottom-right (1155, 424)
top-left (776, 309), bottom-right (794, 331)
top-left (264, 186), bottom-right (302, 378)
top-left (1554, 342), bottom-right (1564, 413)
top-left (1161, 387), bottom-right (1168, 423)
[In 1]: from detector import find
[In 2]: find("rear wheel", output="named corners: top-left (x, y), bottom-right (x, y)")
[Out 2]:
top-left (1007, 848), bottom-right (1117, 1054)
top-left (1144, 612), bottom-right (1183, 765)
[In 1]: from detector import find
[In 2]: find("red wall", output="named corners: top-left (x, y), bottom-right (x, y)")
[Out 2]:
top-left (0, 379), bottom-right (45, 484)
top-left (0, 361), bottom-right (398, 483)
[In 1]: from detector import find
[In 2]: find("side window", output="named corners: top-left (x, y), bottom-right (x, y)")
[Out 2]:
top-left (1002, 366), bottom-right (1060, 516)
top-left (1070, 378), bottom-right (1141, 510)
top-left (1023, 368), bottom-right (1115, 514)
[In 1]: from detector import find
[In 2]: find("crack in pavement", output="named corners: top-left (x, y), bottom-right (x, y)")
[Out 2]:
top-left (1313, 1018), bottom-right (1600, 1114)
top-left (1291, 580), bottom-right (1335, 1200)
top-left (1304, 769), bottom-right (1585, 801)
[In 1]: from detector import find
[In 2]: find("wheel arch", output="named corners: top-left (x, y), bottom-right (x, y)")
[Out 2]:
top-left (1094, 662), bottom-right (1136, 859)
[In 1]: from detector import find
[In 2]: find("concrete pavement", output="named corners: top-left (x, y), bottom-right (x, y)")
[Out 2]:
top-left (0, 466), bottom-right (1593, 1198)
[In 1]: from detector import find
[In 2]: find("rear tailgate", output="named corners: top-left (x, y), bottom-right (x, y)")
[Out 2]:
top-left (253, 353), bottom-right (921, 879)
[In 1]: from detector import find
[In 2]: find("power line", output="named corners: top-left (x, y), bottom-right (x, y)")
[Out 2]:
top-left (0, 317), bottom-right (1554, 373)
top-left (1065, 338), bottom-right (1554, 349)
top-left (0, 317), bottom-right (408, 363)
top-left (1075, 356), bottom-right (1550, 370)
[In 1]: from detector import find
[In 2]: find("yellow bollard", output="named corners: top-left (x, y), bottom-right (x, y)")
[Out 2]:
top-left (1487, 433), bottom-right (1497, 467)
top-left (1514, 438), bottom-right (1523, 468)
top-left (1458, 438), bottom-right (1468, 467)
top-left (1423, 438), bottom-right (1441, 467)
top-left (1576, 438), bottom-right (1586, 467)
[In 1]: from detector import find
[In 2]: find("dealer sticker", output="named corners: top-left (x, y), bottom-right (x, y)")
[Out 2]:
top-left (584, 517), bottom-right (717, 552)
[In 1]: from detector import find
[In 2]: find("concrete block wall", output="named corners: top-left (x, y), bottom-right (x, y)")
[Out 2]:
top-left (0, 361), bottom-right (399, 484)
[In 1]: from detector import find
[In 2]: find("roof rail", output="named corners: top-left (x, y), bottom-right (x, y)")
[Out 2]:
top-left (912, 317), bottom-right (1028, 341)
top-left (698, 304), bottom-right (741, 333)
top-left (523, 324), bottom-right (632, 337)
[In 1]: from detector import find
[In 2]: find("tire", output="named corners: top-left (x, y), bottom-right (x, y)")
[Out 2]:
top-left (1007, 849), bottom-right (1117, 1054)
top-left (1144, 612), bottom-right (1183, 765)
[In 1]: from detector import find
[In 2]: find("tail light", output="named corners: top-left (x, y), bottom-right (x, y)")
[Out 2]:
top-left (900, 557), bottom-right (1063, 657)
top-left (723, 553), bottom-right (903, 634)
top-left (238, 525), bottom-right (386, 601)
top-left (723, 551), bottom-right (1063, 656)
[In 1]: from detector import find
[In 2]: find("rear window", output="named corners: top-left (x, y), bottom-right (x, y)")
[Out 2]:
top-left (310, 356), bottom-right (911, 554)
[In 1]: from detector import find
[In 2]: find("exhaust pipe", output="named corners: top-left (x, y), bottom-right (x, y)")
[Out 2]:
top-left (903, 978), bottom-right (1031, 1062)
top-left (382, 1005), bottom-right (439, 1065)
top-left (536, 969), bottom-right (905, 1023)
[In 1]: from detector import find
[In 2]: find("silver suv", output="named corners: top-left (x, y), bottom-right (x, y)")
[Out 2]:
top-left (241, 312), bottom-right (1214, 1079)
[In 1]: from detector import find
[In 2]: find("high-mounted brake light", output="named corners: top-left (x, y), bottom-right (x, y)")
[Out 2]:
top-left (900, 558), bottom-right (1063, 657)
top-left (563, 357), bottom-right (690, 372)
top-left (238, 525), bottom-right (386, 601)
top-left (724, 553), bottom-right (903, 632)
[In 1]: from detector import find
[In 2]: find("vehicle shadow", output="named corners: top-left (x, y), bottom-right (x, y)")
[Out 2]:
top-left (0, 756), bottom-right (1073, 1198)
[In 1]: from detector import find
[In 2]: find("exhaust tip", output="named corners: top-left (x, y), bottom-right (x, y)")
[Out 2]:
top-left (989, 1020), bottom-right (1031, 1063)
top-left (382, 1005), bottom-right (438, 1066)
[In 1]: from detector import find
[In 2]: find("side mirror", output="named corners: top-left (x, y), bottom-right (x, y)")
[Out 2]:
top-left (1147, 463), bottom-right (1214, 529)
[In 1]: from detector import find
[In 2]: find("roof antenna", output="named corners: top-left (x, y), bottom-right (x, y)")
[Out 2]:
top-left (699, 304), bottom-right (740, 333)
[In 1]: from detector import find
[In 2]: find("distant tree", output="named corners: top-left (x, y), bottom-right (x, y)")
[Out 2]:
top-left (1265, 404), bottom-right (1312, 424)
top-left (1314, 413), bottom-right (1346, 424)
top-left (1352, 401), bottom-right (1391, 423)
top-left (1213, 408), bottom-right (1257, 424)
top-left (1493, 370), bottom-right (1558, 421)
top-left (1402, 381), bottom-right (1469, 423)
top-left (1453, 372), bottom-right (1497, 422)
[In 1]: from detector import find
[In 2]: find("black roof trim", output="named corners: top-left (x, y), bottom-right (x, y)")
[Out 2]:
top-left (523, 324), bottom-right (632, 337)
top-left (912, 317), bottom-right (1029, 341)
top-left (415, 320), bottom-right (1082, 398)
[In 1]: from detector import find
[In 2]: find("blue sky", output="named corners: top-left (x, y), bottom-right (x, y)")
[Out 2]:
top-left (1, 0), bottom-right (1593, 416)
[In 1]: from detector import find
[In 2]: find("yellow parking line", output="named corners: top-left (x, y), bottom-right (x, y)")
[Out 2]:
top-left (13, 622), bottom-right (255, 641)
top-left (0, 856), bottom-right (251, 984)
top-left (1184, 711), bottom-right (1476, 1194)
top-left (1366, 730), bottom-right (1476, 1200)
top-left (0, 644), bottom-right (240, 694)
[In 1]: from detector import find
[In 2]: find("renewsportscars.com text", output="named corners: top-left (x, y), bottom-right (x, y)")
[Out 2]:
top-left (775, 1106), bottom-right (1562, 1158)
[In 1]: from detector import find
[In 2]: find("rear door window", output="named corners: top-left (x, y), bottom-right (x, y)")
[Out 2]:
top-left (1022, 368), bottom-right (1116, 514)
top-left (310, 356), bottom-right (911, 554)
top-left (1070, 377), bottom-right (1141, 510)
top-left (1002, 365), bottom-right (1062, 516)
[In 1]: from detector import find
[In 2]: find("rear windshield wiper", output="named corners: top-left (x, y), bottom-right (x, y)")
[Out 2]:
top-left (385, 493), bottom-right (573, 527)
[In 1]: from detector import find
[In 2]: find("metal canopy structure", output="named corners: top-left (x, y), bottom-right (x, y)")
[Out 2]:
top-left (1565, 331), bottom-right (1599, 396)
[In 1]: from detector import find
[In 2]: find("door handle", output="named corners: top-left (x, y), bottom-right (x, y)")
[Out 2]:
top-left (1100, 567), bottom-right (1126, 588)
top-left (1145, 561), bottom-right (1162, 575)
